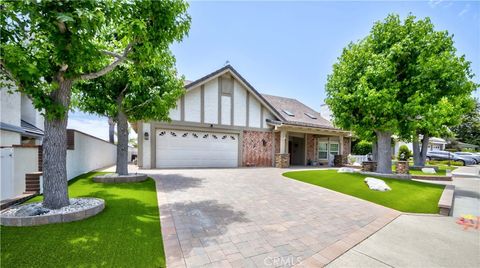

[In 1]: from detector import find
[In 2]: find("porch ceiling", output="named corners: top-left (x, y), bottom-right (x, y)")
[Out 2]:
top-left (273, 124), bottom-right (351, 137)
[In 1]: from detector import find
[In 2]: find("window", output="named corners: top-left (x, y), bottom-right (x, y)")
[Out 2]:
top-left (316, 139), bottom-right (340, 160)
top-left (330, 143), bottom-right (339, 155)
top-left (282, 109), bottom-right (294, 117)
top-left (304, 112), bottom-right (317, 119)
top-left (318, 142), bottom-right (328, 160)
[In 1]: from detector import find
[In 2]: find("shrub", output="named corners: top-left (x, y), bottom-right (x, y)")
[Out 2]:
top-left (398, 145), bottom-right (412, 161)
top-left (353, 140), bottom-right (372, 155)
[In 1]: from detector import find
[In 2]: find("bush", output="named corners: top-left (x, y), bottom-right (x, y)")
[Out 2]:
top-left (398, 145), bottom-right (412, 161)
top-left (353, 140), bottom-right (372, 155)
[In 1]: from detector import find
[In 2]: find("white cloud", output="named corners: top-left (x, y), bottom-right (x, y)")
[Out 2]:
top-left (458, 4), bottom-right (470, 17)
top-left (429, 0), bottom-right (444, 8)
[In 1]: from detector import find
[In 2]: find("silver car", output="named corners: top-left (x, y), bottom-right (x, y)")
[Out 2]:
top-left (455, 152), bottom-right (480, 164)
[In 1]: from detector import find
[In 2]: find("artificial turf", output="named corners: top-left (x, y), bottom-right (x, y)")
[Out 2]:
top-left (283, 170), bottom-right (445, 213)
top-left (0, 172), bottom-right (165, 267)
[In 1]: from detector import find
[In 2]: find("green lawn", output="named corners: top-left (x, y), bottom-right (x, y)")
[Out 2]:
top-left (283, 170), bottom-right (444, 213)
top-left (1, 172), bottom-right (165, 267)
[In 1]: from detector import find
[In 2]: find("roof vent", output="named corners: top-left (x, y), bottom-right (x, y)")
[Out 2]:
top-left (304, 112), bottom-right (317, 119)
top-left (282, 109), bottom-right (294, 117)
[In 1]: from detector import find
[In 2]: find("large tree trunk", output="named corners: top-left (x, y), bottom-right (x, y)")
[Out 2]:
top-left (372, 140), bottom-right (378, 161)
top-left (42, 79), bottom-right (72, 209)
top-left (412, 134), bottom-right (421, 166)
top-left (419, 133), bottom-right (430, 167)
top-left (115, 96), bottom-right (129, 175)
top-left (375, 130), bottom-right (393, 174)
top-left (108, 117), bottom-right (115, 144)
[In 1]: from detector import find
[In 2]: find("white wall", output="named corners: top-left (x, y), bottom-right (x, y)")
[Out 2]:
top-left (1, 89), bottom-right (21, 126)
top-left (169, 99), bottom-right (181, 121)
top-left (248, 94), bottom-right (262, 128)
top-left (204, 80), bottom-right (218, 124)
top-left (0, 130), bottom-right (20, 146)
top-left (0, 147), bottom-right (38, 201)
top-left (233, 80), bottom-right (247, 126)
top-left (141, 123), bottom-right (151, 168)
top-left (66, 130), bottom-right (116, 180)
top-left (221, 95), bottom-right (231, 125)
top-left (184, 87), bottom-right (201, 122)
top-left (21, 94), bottom-right (37, 125)
top-left (262, 109), bottom-right (274, 129)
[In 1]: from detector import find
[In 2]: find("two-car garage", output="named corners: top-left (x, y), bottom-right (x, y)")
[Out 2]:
top-left (155, 129), bottom-right (239, 168)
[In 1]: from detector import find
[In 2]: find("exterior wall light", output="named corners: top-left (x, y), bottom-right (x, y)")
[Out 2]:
top-left (144, 132), bottom-right (149, 140)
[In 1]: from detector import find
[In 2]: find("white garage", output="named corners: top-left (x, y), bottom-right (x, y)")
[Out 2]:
top-left (156, 129), bottom-right (239, 168)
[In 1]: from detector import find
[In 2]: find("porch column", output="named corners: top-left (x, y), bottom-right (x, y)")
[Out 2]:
top-left (280, 130), bottom-right (287, 154)
top-left (275, 130), bottom-right (290, 168)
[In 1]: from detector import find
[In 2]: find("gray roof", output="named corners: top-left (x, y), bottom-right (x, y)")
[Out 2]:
top-left (0, 120), bottom-right (43, 138)
top-left (261, 94), bottom-right (335, 129)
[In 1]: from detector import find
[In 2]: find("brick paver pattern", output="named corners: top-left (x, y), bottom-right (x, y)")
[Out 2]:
top-left (147, 168), bottom-right (399, 268)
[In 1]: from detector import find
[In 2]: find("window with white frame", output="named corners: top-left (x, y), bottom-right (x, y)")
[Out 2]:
top-left (318, 142), bottom-right (328, 160)
top-left (329, 143), bottom-right (339, 156)
top-left (317, 138), bottom-right (340, 160)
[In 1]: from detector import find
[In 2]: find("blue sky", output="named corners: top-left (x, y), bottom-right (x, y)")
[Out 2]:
top-left (69, 0), bottom-right (480, 141)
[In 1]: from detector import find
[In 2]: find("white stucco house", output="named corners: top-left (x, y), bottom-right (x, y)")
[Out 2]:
top-left (0, 89), bottom-right (116, 204)
top-left (134, 65), bottom-right (352, 169)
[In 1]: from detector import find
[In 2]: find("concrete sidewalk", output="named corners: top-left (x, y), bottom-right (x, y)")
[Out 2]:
top-left (328, 214), bottom-right (480, 267)
top-left (451, 165), bottom-right (479, 217)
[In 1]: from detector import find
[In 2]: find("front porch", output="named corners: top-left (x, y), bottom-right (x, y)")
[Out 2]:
top-left (273, 124), bottom-right (351, 168)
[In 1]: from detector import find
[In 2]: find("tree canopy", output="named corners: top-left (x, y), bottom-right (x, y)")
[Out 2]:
top-left (0, 0), bottom-right (191, 209)
top-left (326, 14), bottom-right (477, 173)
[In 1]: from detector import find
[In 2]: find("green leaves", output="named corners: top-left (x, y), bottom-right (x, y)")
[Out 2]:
top-left (1, 0), bottom-right (191, 119)
top-left (326, 13), bottom-right (477, 142)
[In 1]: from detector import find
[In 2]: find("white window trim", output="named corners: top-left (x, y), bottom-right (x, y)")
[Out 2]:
top-left (316, 138), bottom-right (341, 161)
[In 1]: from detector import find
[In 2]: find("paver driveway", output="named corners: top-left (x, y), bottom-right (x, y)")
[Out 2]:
top-left (146, 168), bottom-right (399, 267)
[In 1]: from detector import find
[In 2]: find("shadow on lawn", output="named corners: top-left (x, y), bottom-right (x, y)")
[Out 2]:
top-left (1, 176), bottom-right (167, 267)
top-left (161, 199), bottom-right (250, 254)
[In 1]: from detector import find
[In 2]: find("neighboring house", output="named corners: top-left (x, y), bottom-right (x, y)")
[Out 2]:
top-left (0, 89), bottom-right (116, 203)
top-left (0, 90), bottom-right (44, 146)
top-left (134, 65), bottom-right (351, 169)
top-left (394, 137), bottom-right (447, 156)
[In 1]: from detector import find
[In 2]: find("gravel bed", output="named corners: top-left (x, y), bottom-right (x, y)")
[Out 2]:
top-left (1, 198), bottom-right (103, 217)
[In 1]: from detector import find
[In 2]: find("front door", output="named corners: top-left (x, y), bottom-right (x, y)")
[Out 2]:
top-left (289, 137), bottom-right (305, 165)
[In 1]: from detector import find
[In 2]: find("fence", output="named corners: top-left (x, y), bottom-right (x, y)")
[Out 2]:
top-left (349, 154), bottom-right (369, 164)
top-left (0, 129), bottom-right (116, 201)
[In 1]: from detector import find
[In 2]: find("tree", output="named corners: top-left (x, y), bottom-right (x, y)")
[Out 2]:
top-left (451, 99), bottom-right (480, 146)
top-left (352, 140), bottom-right (372, 155)
top-left (392, 16), bottom-right (477, 166)
top-left (1, 0), bottom-right (190, 209)
top-left (75, 56), bottom-right (185, 175)
top-left (326, 14), bottom-right (477, 173)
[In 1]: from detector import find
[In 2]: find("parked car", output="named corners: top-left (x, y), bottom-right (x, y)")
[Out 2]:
top-left (426, 150), bottom-right (476, 166)
top-left (455, 152), bottom-right (480, 164)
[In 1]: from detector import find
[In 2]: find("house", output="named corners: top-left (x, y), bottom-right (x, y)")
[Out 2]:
top-left (135, 65), bottom-right (351, 169)
top-left (0, 89), bottom-right (116, 203)
top-left (393, 137), bottom-right (448, 156)
top-left (0, 90), bottom-right (44, 146)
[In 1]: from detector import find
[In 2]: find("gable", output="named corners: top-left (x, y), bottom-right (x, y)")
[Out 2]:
top-left (167, 66), bottom-right (281, 129)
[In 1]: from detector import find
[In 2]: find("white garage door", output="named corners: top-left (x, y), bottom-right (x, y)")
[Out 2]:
top-left (156, 129), bottom-right (239, 168)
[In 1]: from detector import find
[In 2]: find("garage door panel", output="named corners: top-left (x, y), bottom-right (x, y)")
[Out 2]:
top-left (156, 129), bottom-right (238, 168)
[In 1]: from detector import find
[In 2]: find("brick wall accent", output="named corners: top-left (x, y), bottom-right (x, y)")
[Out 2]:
top-left (25, 172), bottom-right (42, 193)
top-left (274, 132), bottom-right (280, 154)
top-left (242, 131), bottom-right (273, 167)
top-left (38, 145), bottom-right (43, 172)
top-left (67, 129), bottom-right (75, 150)
top-left (342, 137), bottom-right (351, 155)
top-left (306, 134), bottom-right (316, 161)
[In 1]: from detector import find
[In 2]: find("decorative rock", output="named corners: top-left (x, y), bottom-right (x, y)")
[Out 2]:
top-left (352, 162), bottom-right (362, 167)
top-left (338, 167), bottom-right (356, 173)
top-left (421, 168), bottom-right (437, 174)
top-left (93, 173), bottom-right (148, 183)
top-left (0, 198), bottom-right (105, 227)
top-left (364, 177), bottom-right (391, 192)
